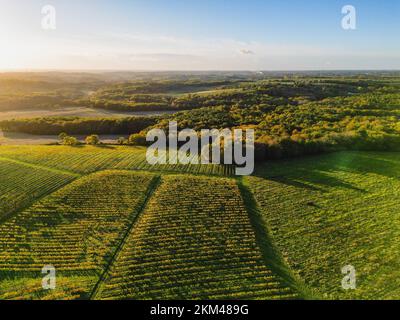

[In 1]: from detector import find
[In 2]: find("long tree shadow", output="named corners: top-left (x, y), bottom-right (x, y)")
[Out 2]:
top-left (255, 170), bottom-right (366, 193)
top-left (251, 151), bottom-right (397, 193)
top-left (267, 175), bottom-right (324, 192)
top-left (335, 151), bottom-right (400, 179)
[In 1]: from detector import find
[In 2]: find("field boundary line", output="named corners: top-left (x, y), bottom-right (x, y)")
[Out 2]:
top-left (126, 167), bottom-right (235, 179)
top-left (89, 175), bottom-right (162, 300)
top-left (237, 178), bottom-right (317, 300)
top-left (0, 154), bottom-right (235, 178)
top-left (0, 156), bottom-right (80, 177)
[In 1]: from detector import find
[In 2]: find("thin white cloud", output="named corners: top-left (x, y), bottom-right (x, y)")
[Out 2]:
top-left (1, 30), bottom-right (399, 71)
top-left (239, 49), bottom-right (255, 55)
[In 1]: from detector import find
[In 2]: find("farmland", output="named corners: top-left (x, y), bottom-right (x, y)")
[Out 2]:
top-left (0, 72), bottom-right (400, 300)
top-left (0, 145), bottom-right (399, 300)
top-left (0, 276), bottom-right (97, 300)
top-left (1, 0), bottom-right (400, 302)
top-left (244, 151), bottom-right (400, 299)
top-left (0, 170), bottom-right (157, 299)
top-left (0, 157), bottom-right (77, 221)
top-left (97, 175), bottom-right (297, 300)
top-left (0, 145), bottom-right (233, 176)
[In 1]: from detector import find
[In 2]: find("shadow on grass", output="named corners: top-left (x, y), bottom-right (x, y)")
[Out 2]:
top-left (94, 144), bottom-right (116, 149)
top-left (237, 179), bottom-right (318, 300)
top-left (251, 151), bottom-right (394, 193)
top-left (255, 170), bottom-right (365, 193)
top-left (267, 175), bottom-right (323, 192)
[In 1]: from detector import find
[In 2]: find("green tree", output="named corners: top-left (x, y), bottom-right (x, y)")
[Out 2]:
top-left (128, 134), bottom-right (147, 146)
top-left (63, 136), bottom-right (79, 146)
top-left (85, 134), bottom-right (100, 145)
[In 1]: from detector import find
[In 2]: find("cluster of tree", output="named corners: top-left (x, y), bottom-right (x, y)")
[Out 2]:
top-left (0, 73), bottom-right (101, 110)
top-left (3, 75), bottom-right (400, 162)
top-left (84, 134), bottom-right (100, 145)
top-left (92, 80), bottom-right (232, 95)
top-left (58, 133), bottom-right (102, 146)
top-left (85, 79), bottom-right (380, 113)
top-left (241, 80), bottom-right (371, 100)
top-left (85, 99), bottom-right (173, 112)
top-left (85, 80), bottom-right (236, 111)
top-left (58, 133), bottom-right (79, 146)
top-left (0, 116), bottom-right (157, 135)
top-left (115, 134), bottom-right (148, 146)
top-left (254, 128), bottom-right (400, 161)
top-left (152, 89), bottom-right (400, 160)
top-left (1, 76), bottom-right (381, 114)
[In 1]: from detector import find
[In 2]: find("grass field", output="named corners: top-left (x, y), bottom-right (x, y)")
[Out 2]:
top-left (244, 151), bottom-right (400, 299)
top-left (0, 145), bottom-right (399, 300)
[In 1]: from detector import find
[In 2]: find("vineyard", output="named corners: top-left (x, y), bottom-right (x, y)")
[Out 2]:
top-left (0, 276), bottom-right (97, 300)
top-left (0, 145), bottom-right (399, 300)
top-left (0, 146), bottom-right (233, 176)
top-left (0, 157), bottom-right (76, 221)
top-left (0, 170), bottom-right (157, 299)
top-left (96, 175), bottom-right (297, 300)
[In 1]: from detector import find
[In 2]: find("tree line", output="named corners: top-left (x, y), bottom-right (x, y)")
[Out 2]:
top-left (0, 116), bottom-right (157, 135)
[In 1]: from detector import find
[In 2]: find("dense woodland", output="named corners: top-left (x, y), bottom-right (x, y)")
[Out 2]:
top-left (1, 72), bottom-right (400, 160)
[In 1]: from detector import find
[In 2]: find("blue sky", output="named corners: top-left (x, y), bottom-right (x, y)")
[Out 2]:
top-left (0, 0), bottom-right (399, 70)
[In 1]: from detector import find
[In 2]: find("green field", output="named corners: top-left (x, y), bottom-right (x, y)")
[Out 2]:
top-left (0, 145), bottom-right (233, 176)
top-left (0, 157), bottom-right (77, 221)
top-left (244, 151), bottom-right (400, 299)
top-left (0, 145), bottom-right (399, 300)
top-left (0, 170), bottom-right (157, 299)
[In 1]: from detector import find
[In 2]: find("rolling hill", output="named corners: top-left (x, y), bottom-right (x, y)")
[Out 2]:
top-left (0, 145), bottom-right (399, 300)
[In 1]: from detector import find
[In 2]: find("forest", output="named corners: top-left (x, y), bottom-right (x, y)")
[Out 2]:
top-left (1, 72), bottom-right (400, 160)
top-left (0, 116), bottom-right (157, 135)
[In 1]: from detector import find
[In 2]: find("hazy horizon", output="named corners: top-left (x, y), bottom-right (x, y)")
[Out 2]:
top-left (1, 69), bottom-right (400, 73)
top-left (1, 0), bottom-right (399, 71)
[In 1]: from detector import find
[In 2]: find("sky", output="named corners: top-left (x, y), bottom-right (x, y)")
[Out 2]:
top-left (0, 0), bottom-right (399, 71)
